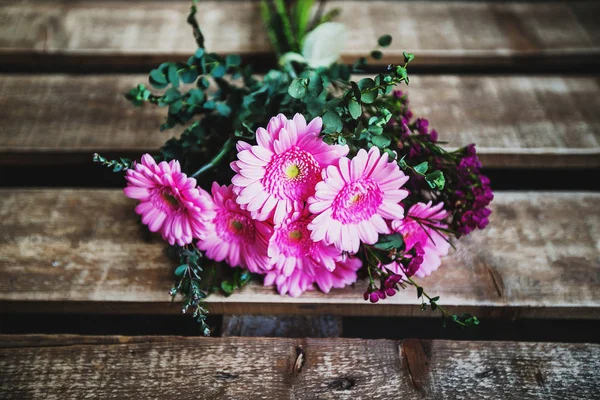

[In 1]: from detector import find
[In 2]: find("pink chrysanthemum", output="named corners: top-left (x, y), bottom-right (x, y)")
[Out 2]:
top-left (268, 210), bottom-right (343, 277)
top-left (308, 146), bottom-right (409, 253)
top-left (231, 113), bottom-right (349, 224)
top-left (124, 154), bottom-right (212, 246)
top-left (312, 256), bottom-right (362, 294)
top-left (384, 202), bottom-right (451, 278)
top-left (197, 183), bottom-right (272, 273)
top-left (264, 268), bottom-right (314, 298)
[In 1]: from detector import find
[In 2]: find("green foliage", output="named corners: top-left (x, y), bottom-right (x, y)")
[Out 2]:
top-left (219, 269), bottom-right (252, 296)
top-left (373, 233), bottom-right (404, 251)
top-left (378, 34), bottom-right (392, 47)
top-left (92, 153), bottom-right (131, 172)
top-left (426, 170), bottom-right (446, 190)
top-left (168, 245), bottom-right (211, 336)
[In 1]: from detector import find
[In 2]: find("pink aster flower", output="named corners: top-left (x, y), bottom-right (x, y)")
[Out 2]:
top-left (386, 202), bottom-right (451, 278)
top-left (231, 113), bottom-right (349, 224)
top-left (308, 146), bottom-right (409, 253)
top-left (313, 255), bottom-right (362, 294)
top-left (197, 183), bottom-right (272, 273)
top-left (124, 154), bottom-right (212, 246)
top-left (268, 210), bottom-right (343, 277)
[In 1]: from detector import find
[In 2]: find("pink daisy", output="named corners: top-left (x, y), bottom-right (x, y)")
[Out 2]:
top-left (124, 154), bottom-right (212, 246)
top-left (268, 210), bottom-right (344, 277)
top-left (231, 113), bottom-right (349, 224)
top-left (313, 256), bottom-right (362, 294)
top-left (308, 146), bottom-right (409, 253)
top-left (197, 183), bottom-right (272, 273)
top-left (390, 201), bottom-right (451, 277)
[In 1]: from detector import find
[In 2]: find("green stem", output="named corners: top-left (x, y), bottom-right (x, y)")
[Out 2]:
top-left (191, 137), bottom-right (235, 178)
top-left (404, 276), bottom-right (467, 327)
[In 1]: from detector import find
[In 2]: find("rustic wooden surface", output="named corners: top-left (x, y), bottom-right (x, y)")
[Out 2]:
top-left (221, 315), bottom-right (343, 338)
top-left (1, 189), bottom-right (598, 319)
top-left (1, 74), bottom-right (598, 168)
top-left (0, 335), bottom-right (599, 399)
top-left (0, 1), bottom-right (598, 70)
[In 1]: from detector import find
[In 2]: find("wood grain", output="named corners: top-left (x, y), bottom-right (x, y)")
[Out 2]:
top-left (0, 1), bottom-right (598, 70)
top-left (1, 74), bottom-right (598, 168)
top-left (0, 189), bottom-right (598, 319)
top-left (0, 335), bottom-right (599, 399)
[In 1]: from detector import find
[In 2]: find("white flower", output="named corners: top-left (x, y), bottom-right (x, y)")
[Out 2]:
top-left (301, 22), bottom-right (347, 68)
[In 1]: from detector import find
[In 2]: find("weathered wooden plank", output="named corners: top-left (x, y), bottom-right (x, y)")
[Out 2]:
top-left (0, 74), bottom-right (598, 168)
top-left (0, 335), bottom-right (599, 399)
top-left (0, 1), bottom-right (598, 70)
top-left (0, 189), bottom-right (598, 319)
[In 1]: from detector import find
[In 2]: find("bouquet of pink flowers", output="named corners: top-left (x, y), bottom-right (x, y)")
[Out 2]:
top-left (95, 1), bottom-right (492, 335)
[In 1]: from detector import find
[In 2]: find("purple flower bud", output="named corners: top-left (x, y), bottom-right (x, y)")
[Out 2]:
top-left (369, 292), bottom-right (380, 303)
top-left (430, 129), bottom-right (439, 142)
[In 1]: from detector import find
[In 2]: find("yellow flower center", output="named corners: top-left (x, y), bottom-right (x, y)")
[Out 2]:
top-left (288, 229), bottom-right (303, 241)
top-left (285, 164), bottom-right (300, 179)
top-left (160, 191), bottom-right (180, 208)
top-left (230, 220), bottom-right (244, 232)
top-left (350, 194), bottom-right (362, 204)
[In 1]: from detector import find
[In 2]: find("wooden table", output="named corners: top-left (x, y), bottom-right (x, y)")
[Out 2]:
top-left (0, 1), bottom-right (599, 398)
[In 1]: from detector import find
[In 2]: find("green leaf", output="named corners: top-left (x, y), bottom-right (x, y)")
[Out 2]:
top-left (238, 270), bottom-right (252, 286)
top-left (378, 34), bottom-right (392, 47)
top-left (221, 281), bottom-right (235, 295)
top-left (307, 75), bottom-right (324, 97)
top-left (351, 81), bottom-right (361, 102)
top-left (348, 99), bottom-right (361, 119)
top-left (430, 296), bottom-right (440, 302)
top-left (358, 78), bottom-right (377, 104)
top-left (149, 69), bottom-right (168, 89)
top-left (226, 54), bottom-right (241, 67)
top-left (180, 68), bottom-right (198, 84)
top-left (398, 155), bottom-right (408, 169)
top-left (198, 76), bottom-right (210, 89)
top-left (371, 135), bottom-right (391, 148)
top-left (396, 66), bottom-right (409, 83)
top-left (373, 233), bottom-right (404, 251)
top-left (216, 102), bottom-right (232, 117)
top-left (164, 87), bottom-right (181, 101)
top-left (288, 78), bottom-right (308, 99)
top-left (194, 48), bottom-right (205, 59)
top-left (368, 125), bottom-right (383, 136)
top-left (414, 161), bottom-right (428, 175)
top-left (425, 170), bottom-right (446, 190)
top-left (403, 52), bottom-right (415, 63)
top-left (371, 50), bottom-right (383, 60)
top-left (169, 100), bottom-right (183, 115)
top-left (322, 110), bottom-right (342, 134)
top-left (168, 64), bottom-right (180, 88)
top-left (417, 286), bottom-right (424, 299)
top-left (187, 88), bottom-right (205, 105)
top-left (174, 264), bottom-right (188, 277)
top-left (211, 64), bottom-right (226, 78)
